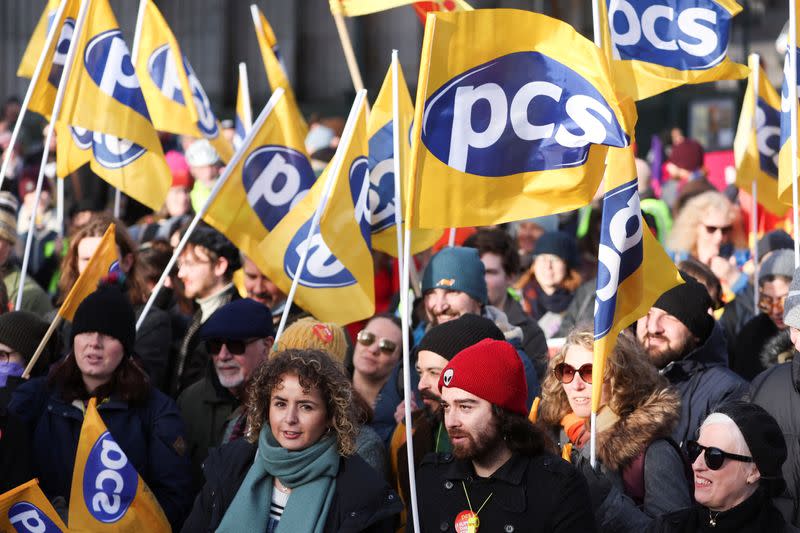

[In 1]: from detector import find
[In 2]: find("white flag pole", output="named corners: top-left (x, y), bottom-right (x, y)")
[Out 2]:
top-left (136, 88), bottom-right (285, 330)
top-left (0, 0), bottom-right (69, 194)
top-left (791, 0), bottom-right (800, 267)
top-left (239, 62), bottom-right (253, 132)
top-left (750, 54), bottom-right (761, 311)
top-left (17, 0), bottom-right (91, 311)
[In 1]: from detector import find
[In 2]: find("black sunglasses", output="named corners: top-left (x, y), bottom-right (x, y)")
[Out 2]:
top-left (553, 362), bottom-right (593, 384)
top-left (356, 330), bottom-right (398, 355)
top-left (686, 440), bottom-right (754, 470)
top-left (206, 338), bottom-right (259, 356)
top-left (703, 224), bottom-right (733, 235)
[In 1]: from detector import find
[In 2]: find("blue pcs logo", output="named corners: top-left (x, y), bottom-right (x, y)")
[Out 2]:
top-left (594, 179), bottom-right (643, 339)
top-left (780, 50), bottom-right (800, 153)
top-left (606, 0), bottom-right (731, 70)
top-left (47, 18), bottom-right (76, 89)
top-left (422, 52), bottom-right (626, 176)
top-left (284, 219), bottom-right (356, 288)
top-left (242, 145), bottom-right (315, 231)
top-left (755, 98), bottom-right (780, 178)
top-left (8, 502), bottom-right (63, 533)
top-left (69, 127), bottom-right (146, 170)
top-left (367, 122), bottom-right (397, 234)
top-left (70, 126), bottom-right (93, 150)
top-left (349, 156), bottom-right (372, 248)
top-left (82, 431), bottom-right (137, 523)
top-left (147, 44), bottom-right (186, 105)
top-left (184, 58), bottom-right (219, 138)
top-left (85, 30), bottom-right (150, 121)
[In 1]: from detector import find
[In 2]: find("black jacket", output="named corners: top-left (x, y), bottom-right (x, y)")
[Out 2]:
top-left (730, 313), bottom-right (779, 381)
top-left (503, 296), bottom-right (549, 379)
top-left (413, 452), bottom-right (597, 532)
top-left (751, 353), bottom-right (800, 527)
top-left (182, 439), bottom-right (402, 533)
top-left (0, 380), bottom-right (33, 493)
top-left (660, 323), bottom-right (749, 446)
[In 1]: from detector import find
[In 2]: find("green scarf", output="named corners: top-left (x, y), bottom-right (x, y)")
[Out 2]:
top-left (216, 426), bottom-right (340, 533)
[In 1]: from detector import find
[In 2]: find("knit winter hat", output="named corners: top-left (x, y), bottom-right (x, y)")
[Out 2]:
top-left (533, 231), bottom-right (579, 268)
top-left (756, 230), bottom-right (794, 260)
top-left (714, 401), bottom-right (787, 494)
top-left (783, 266), bottom-right (800, 329)
top-left (184, 139), bottom-right (220, 167)
top-left (417, 314), bottom-right (504, 362)
top-left (199, 298), bottom-right (275, 341)
top-left (0, 311), bottom-right (50, 364)
top-left (421, 247), bottom-right (487, 304)
top-left (272, 317), bottom-right (349, 363)
top-left (758, 249), bottom-right (796, 283)
top-left (71, 284), bottom-right (136, 356)
top-left (438, 338), bottom-right (528, 416)
top-left (652, 276), bottom-right (714, 342)
top-left (0, 191), bottom-right (18, 245)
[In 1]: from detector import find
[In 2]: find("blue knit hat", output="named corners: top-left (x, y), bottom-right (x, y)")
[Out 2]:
top-left (533, 231), bottom-right (578, 268)
top-left (199, 298), bottom-right (275, 340)
top-left (421, 247), bottom-right (487, 304)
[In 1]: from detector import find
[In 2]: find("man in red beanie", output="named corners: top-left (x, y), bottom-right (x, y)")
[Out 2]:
top-left (413, 338), bottom-right (596, 532)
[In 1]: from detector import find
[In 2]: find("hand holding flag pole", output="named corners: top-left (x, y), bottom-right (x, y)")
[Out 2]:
top-left (136, 88), bottom-right (285, 331)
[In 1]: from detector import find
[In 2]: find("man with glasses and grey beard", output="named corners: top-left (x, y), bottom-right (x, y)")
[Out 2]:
top-left (177, 299), bottom-right (274, 492)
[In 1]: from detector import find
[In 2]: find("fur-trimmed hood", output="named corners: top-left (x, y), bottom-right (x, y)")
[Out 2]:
top-left (759, 329), bottom-right (796, 369)
top-left (595, 387), bottom-right (681, 471)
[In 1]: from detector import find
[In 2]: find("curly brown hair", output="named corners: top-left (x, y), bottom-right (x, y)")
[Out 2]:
top-left (245, 349), bottom-right (359, 456)
top-left (538, 325), bottom-right (672, 426)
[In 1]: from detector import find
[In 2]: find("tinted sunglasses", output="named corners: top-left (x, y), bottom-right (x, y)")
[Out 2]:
top-left (206, 338), bottom-right (259, 355)
top-left (356, 330), bottom-right (398, 355)
top-left (553, 362), bottom-right (593, 384)
top-left (703, 224), bottom-right (733, 236)
top-left (686, 440), bottom-right (754, 470)
top-left (757, 294), bottom-right (786, 314)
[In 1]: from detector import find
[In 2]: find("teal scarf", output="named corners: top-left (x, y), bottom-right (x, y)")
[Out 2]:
top-left (216, 426), bottom-right (340, 533)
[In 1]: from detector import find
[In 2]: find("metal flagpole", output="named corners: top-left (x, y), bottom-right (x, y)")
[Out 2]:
top-left (791, 0), bottom-right (800, 266)
top-left (751, 54), bottom-right (761, 311)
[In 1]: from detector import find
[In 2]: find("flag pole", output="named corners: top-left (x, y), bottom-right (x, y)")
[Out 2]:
top-left (136, 88), bottom-right (285, 330)
top-left (0, 0), bottom-right (69, 194)
top-left (17, 0), bottom-right (91, 311)
top-left (791, 0), bottom-right (800, 267)
top-left (751, 54), bottom-right (761, 311)
top-left (22, 315), bottom-right (63, 379)
top-left (273, 89), bottom-right (368, 344)
top-left (331, 11), bottom-right (366, 93)
top-left (57, 177), bottom-right (65, 238)
top-left (239, 62), bottom-right (253, 131)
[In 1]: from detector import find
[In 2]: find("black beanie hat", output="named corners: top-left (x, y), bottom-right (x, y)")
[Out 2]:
top-left (533, 231), bottom-right (579, 268)
top-left (416, 314), bottom-right (504, 361)
top-left (71, 284), bottom-right (136, 356)
top-left (714, 401), bottom-right (787, 495)
top-left (0, 311), bottom-right (52, 374)
top-left (652, 275), bottom-right (714, 342)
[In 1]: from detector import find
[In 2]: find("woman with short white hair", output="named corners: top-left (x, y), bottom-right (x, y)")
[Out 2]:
top-left (647, 401), bottom-right (797, 532)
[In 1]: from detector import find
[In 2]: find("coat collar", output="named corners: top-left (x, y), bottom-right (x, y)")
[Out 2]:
top-left (443, 452), bottom-right (527, 486)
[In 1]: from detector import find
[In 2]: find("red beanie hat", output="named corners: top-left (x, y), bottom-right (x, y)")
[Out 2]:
top-left (438, 338), bottom-right (528, 416)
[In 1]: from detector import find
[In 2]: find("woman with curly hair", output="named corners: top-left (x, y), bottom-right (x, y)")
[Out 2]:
top-left (537, 325), bottom-right (692, 530)
top-left (182, 349), bottom-right (402, 533)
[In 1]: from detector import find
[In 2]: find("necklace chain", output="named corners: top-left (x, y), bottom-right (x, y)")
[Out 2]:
top-left (709, 510), bottom-right (719, 527)
top-left (461, 481), bottom-right (493, 516)
top-left (275, 478), bottom-right (291, 494)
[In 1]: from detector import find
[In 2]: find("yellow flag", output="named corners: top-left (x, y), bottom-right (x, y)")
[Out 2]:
top-left (330, 0), bottom-right (472, 16)
top-left (233, 65), bottom-right (252, 150)
top-left (135, 0), bottom-right (233, 163)
top-left (68, 398), bottom-right (170, 532)
top-left (58, 223), bottom-right (117, 321)
top-left (591, 144), bottom-right (683, 412)
top-left (407, 9), bottom-right (632, 229)
top-left (17, 0), bottom-right (60, 78)
top-left (257, 92), bottom-right (374, 324)
top-left (779, 4), bottom-right (800, 207)
top-left (0, 479), bottom-right (69, 532)
top-left (203, 89), bottom-right (316, 279)
top-left (252, 5), bottom-right (308, 137)
top-left (368, 61), bottom-right (442, 255)
top-left (597, 0), bottom-right (749, 101)
top-left (26, 0), bottom-right (81, 120)
top-left (733, 58), bottom-right (787, 215)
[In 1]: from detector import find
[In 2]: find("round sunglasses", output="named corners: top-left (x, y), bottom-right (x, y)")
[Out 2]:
top-left (553, 362), bottom-right (593, 384)
top-left (686, 440), bottom-right (753, 470)
top-left (356, 330), bottom-right (398, 355)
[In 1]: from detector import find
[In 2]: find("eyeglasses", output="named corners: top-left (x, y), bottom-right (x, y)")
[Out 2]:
top-left (702, 224), bottom-right (733, 236)
top-left (685, 440), bottom-right (754, 470)
top-left (553, 362), bottom-right (593, 384)
top-left (0, 350), bottom-right (17, 364)
top-left (758, 294), bottom-right (786, 314)
top-left (206, 338), bottom-right (260, 355)
top-left (356, 330), bottom-right (398, 355)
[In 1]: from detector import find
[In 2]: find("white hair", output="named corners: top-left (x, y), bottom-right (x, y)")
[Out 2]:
top-left (701, 413), bottom-right (751, 456)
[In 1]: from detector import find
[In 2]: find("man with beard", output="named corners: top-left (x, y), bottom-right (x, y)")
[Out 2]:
top-left (414, 338), bottom-right (596, 532)
top-left (177, 298), bottom-right (274, 492)
top-left (636, 276), bottom-right (747, 446)
top-left (241, 254), bottom-right (304, 327)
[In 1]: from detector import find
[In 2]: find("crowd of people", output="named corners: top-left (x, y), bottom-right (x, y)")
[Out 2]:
top-left (0, 93), bottom-right (799, 533)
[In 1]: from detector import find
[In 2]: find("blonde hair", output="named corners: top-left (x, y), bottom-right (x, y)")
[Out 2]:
top-left (667, 190), bottom-right (746, 255)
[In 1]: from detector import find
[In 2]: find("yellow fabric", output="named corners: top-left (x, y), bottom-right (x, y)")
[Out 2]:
top-left (68, 398), bottom-right (170, 532)
top-left (253, 6), bottom-right (308, 137)
top-left (733, 58), bottom-right (787, 215)
top-left (596, 0), bottom-right (748, 101)
top-left (135, 0), bottom-right (232, 163)
top-left (778, 2), bottom-right (800, 207)
top-left (367, 61), bottom-right (442, 255)
top-left (58, 223), bottom-right (117, 321)
top-left (406, 9), bottom-right (633, 228)
top-left (256, 96), bottom-right (374, 325)
top-left (234, 68), bottom-right (252, 150)
top-left (0, 479), bottom-right (69, 532)
top-left (330, 0), bottom-right (472, 16)
top-left (17, 0), bottom-right (60, 78)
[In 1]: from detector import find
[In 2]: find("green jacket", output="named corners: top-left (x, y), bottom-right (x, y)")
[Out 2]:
top-left (4, 266), bottom-right (53, 317)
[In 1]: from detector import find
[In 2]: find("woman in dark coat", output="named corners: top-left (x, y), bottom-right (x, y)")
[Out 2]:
top-left (182, 348), bottom-right (402, 533)
top-left (647, 401), bottom-right (798, 532)
top-left (10, 283), bottom-right (193, 530)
